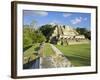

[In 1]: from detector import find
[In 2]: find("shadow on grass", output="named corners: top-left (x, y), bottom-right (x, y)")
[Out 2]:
top-left (64, 55), bottom-right (91, 66)
top-left (23, 57), bottom-right (39, 69)
top-left (23, 45), bottom-right (32, 52)
top-left (33, 47), bottom-right (40, 56)
top-left (34, 47), bottom-right (40, 51)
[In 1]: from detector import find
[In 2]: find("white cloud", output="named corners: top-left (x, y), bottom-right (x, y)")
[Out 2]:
top-left (71, 17), bottom-right (82, 25)
top-left (71, 17), bottom-right (88, 25)
top-left (63, 13), bottom-right (72, 17)
top-left (34, 11), bottom-right (48, 16)
top-left (24, 10), bottom-right (48, 16)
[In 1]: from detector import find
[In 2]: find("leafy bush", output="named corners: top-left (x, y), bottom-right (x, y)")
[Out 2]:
top-left (76, 27), bottom-right (91, 40)
top-left (23, 26), bottom-right (46, 48)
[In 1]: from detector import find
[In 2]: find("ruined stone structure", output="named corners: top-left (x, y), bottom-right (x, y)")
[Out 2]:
top-left (50, 24), bottom-right (87, 45)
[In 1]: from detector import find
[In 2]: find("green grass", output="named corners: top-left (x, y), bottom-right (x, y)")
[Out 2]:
top-left (43, 43), bottom-right (55, 57)
top-left (55, 44), bottom-right (91, 66)
top-left (23, 43), bottom-right (40, 64)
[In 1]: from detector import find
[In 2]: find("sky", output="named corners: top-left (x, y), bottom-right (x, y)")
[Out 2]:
top-left (23, 10), bottom-right (91, 30)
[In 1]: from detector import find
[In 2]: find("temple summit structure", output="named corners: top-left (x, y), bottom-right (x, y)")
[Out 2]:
top-left (49, 24), bottom-right (89, 45)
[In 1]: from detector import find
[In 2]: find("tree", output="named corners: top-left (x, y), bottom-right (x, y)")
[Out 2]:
top-left (32, 30), bottom-right (46, 43)
top-left (23, 27), bottom-right (33, 48)
top-left (23, 25), bottom-right (46, 48)
top-left (76, 27), bottom-right (91, 40)
top-left (84, 31), bottom-right (91, 40)
top-left (30, 20), bottom-right (37, 29)
top-left (39, 24), bottom-right (54, 42)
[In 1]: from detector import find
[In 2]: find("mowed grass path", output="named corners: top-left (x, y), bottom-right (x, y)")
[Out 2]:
top-left (43, 43), bottom-right (55, 57)
top-left (55, 44), bottom-right (91, 66)
top-left (23, 43), bottom-right (40, 64)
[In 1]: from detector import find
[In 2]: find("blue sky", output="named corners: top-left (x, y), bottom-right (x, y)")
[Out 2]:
top-left (23, 10), bottom-right (91, 29)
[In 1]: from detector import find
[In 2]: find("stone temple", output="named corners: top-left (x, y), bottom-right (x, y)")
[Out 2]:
top-left (49, 24), bottom-right (88, 45)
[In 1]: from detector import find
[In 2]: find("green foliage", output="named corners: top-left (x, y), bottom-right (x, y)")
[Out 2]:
top-left (23, 43), bottom-right (40, 64)
top-left (39, 24), bottom-right (54, 42)
top-left (76, 27), bottom-right (91, 40)
top-left (85, 31), bottom-right (91, 40)
top-left (32, 30), bottom-right (46, 43)
top-left (23, 25), bottom-right (46, 48)
top-left (23, 27), bottom-right (33, 48)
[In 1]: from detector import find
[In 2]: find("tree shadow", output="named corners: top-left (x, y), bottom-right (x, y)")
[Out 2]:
top-left (34, 47), bottom-right (40, 51)
top-left (23, 45), bottom-right (32, 52)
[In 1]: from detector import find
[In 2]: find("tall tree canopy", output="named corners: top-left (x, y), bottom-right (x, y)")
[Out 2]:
top-left (39, 24), bottom-right (54, 42)
top-left (23, 25), bottom-right (46, 48)
top-left (76, 27), bottom-right (91, 40)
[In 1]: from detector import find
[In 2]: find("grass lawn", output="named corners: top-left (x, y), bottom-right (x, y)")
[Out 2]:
top-left (23, 43), bottom-right (40, 64)
top-left (55, 44), bottom-right (91, 66)
top-left (43, 43), bottom-right (55, 57)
